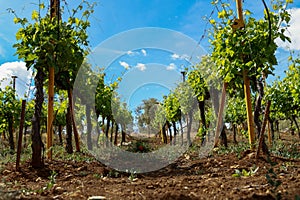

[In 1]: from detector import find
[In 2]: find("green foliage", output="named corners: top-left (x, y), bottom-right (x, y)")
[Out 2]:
top-left (13, 2), bottom-right (94, 76)
top-left (136, 98), bottom-right (160, 132)
top-left (0, 84), bottom-right (21, 133)
top-left (111, 94), bottom-right (133, 130)
top-left (214, 142), bottom-right (250, 159)
top-left (174, 82), bottom-right (196, 115)
top-left (151, 104), bottom-right (166, 131)
top-left (209, 0), bottom-right (291, 94)
top-left (270, 140), bottom-right (300, 159)
top-left (163, 94), bottom-right (181, 123)
top-left (24, 99), bottom-right (35, 128)
top-left (225, 95), bottom-right (246, 126)
top-left (187, 67), bottom-right (209, 102)
top-left (193, 55), bottom-right (221, 90)
top-left (266, 53), bottom-right (300, 121)
top-left (53, 91), bottom-right (68, 126)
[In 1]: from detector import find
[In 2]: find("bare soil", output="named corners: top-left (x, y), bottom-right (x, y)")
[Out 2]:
top-left (1, 133), bottom-right (300, 200)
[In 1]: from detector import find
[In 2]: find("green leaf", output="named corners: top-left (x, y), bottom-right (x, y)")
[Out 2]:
top-left (218, 10), bottom-right (226, 19)
top-left (232, 173), bottom-right (240, 177)
top-left (244, 9), bottom-right (251, 16)
top-left (13, 17), bottom-right (20, 24)
top-left (242, 169), bottom-right (250, 177)
top-left (210, 19), bottom-right (216, 25)
top-left (75, 18), bottom-right (80, 25)
top-left (15, 30), bottom-right (23, 40)
top-left (39, 3), bottom-right (45, 9)
top-left (32, 10), bottom-right (39, 20)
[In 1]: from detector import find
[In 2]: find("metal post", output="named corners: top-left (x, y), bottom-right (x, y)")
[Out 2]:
top-left (11, 75), bottom-right (18, 91)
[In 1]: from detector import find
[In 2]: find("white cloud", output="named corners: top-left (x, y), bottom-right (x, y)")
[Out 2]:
top-left (141, 49), bottom-right (147, 56)
top-left (167, 63), bottom-right (176, 71)
top-left (276, 8), bottom-right (300, 50)
top-left (127, 50), bottom-right (134, 56)
top-left (171, 53), bottom-right (189, 60)
top-left (127, 50), bottom-right (141, 56)
top-left (0, 61), bottom-right (32, 97)
top-left (119, 61), bottom-right (130, 69)
top-left (136, 63), bottom-right (146, 71)
top-left (171, 53), bottom-right (180, 60)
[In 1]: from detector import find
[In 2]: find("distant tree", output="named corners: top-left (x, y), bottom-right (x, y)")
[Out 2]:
top-left (136, 98), bottom-right (160, 135)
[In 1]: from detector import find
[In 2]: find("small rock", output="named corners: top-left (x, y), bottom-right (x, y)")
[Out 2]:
top-left (35, 177), bottom-right (42, 182)
top-left (230, 165), bottom-right (240, 169)
top-left (2, 170), bottom-right (11, 175)
top-left (88, 196), bottom-right (106, 200)
top-left (146, 185), bottom-right (154, 189)
top-left (69, 190), bottom-right (83, 198)
top-left (77, 166), bottom-right (87, 171)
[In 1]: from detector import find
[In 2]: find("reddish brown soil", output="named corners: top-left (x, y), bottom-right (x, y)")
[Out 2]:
top-left (1, 134), bottom-right (300, 200)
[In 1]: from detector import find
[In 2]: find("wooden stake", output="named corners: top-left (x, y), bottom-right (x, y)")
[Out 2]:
top-left (47, 0), bottom-right (59, 159)
top-left (47, 67), bottom-right (54, 159)
top-left (16, 100), bottom-right (26, 171)
top-left (235, 0), bottom-right (255, 147)
top-left (243, 70), bottom-right (255, 146)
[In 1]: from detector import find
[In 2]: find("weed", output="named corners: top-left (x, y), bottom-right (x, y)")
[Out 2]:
top-left (53, 145), bottom-right (95, 162)
top-left (232, 165), bottom-right (259, 177)
top-left (107, 169), bottom-right (120, 178)
top-left (270, 141), bottom-right (300, 159)
top-left (45, 170), bottom-right (57, 190)
top-left (265, 156), bottom-right (282, 200)
top-left (126, 169), bottom-right (137, 181)
top-left (214, 142), bottom-right (250, 158)
top-left (265, 168), bottom-right (282, 200)
top-left (93, 173), bottom-right (103, 179)
top-left (195, 169), bottom-right (204, 175)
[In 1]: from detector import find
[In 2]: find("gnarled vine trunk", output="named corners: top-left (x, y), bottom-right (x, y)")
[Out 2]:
top-left (114, 123), bottom-right (119, 145)
top-left (31, 69), bottom-right (45, 168)
top-left (198, 100), bottom-right (207, 142)
top-left (254, 77), bottom-right (269, 154)
top-left (68, 89), bottom-right (80, 152)
top-left (86, 105), bottom-right (92, 150)
top-left (292, 116), bottom-right (300, 138)
top-left (121, 124), bottom-right (126, 145)
top-left (172, 121), bottom-right (177, 145)
top-left (65, 105), bottom-right (73, 154)
top-left (8, 114), bottom-right (14, 153)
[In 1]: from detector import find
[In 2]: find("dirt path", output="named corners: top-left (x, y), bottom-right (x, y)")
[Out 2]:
top-left (1, 149), bottom-right (300, 200)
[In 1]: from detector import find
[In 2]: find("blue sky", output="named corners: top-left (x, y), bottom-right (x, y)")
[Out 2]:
top-left (0, 0), bottom-right (300, 107)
